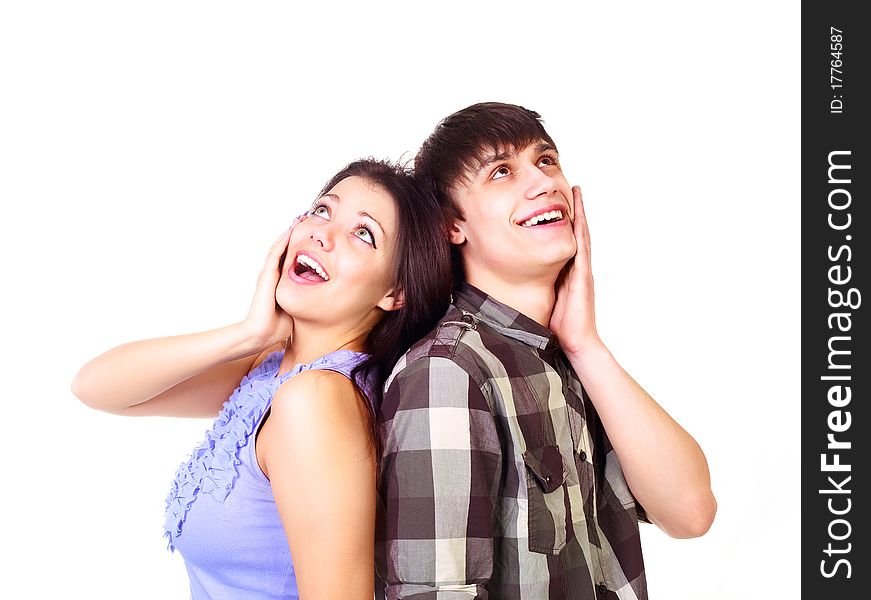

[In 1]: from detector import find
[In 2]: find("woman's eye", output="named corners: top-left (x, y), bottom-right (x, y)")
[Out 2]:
top-left (492, 166), bottom-right (511, 180)
top-left (311, 205), bottom-right (330, 219)
top-left (354, 227), bottom-right (375, 246)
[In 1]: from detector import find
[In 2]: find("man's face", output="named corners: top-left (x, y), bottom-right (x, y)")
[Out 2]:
top-left (450, 141), bottom-right (577, 286)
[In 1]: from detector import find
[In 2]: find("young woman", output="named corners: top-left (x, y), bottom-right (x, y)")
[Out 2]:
top-left (71, 159), bottom-right (452, 600)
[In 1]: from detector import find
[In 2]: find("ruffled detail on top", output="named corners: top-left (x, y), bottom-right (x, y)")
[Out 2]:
top-left (162, 349), bottom-right (369, 551)
top-left (163, 352), bottom-right (284, 551)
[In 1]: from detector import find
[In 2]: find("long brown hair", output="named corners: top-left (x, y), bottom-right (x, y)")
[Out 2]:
top-left (316, 159), bottom-right (452, 426)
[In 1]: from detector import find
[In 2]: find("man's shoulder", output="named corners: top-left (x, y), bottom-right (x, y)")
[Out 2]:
top-left (380, 306), bottom-right (506, 419)
top-left (384, 304), bottom-right (521, 392)
top-left (385, 306), bottom-right (475, 387)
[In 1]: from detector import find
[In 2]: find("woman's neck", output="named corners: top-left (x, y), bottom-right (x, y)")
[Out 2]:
top-left (278, 320), bottom-right (368, 374)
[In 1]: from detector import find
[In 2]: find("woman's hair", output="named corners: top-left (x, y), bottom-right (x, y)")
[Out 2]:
top-left (316, 158), bottom-right (452, 429)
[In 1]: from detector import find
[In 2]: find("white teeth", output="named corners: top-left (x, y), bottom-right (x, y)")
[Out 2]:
top-left (521, 209), bottom-right (563, 227)
top-left (297, 254), bottom-right (330, 280)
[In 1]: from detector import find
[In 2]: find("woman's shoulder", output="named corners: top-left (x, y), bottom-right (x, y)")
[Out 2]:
top-left (273, 368), bottom-right (357, 410)
top-left (267, 369), bottom-right (371, 450)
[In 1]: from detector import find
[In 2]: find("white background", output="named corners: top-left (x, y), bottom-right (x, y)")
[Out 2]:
top-left (0, 2), bottom-right (799, 598)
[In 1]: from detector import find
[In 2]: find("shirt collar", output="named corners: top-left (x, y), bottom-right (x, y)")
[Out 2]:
top-left (452, 283), bottom-right (558, 351)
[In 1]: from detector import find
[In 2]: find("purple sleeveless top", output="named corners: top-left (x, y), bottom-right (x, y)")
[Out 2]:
top-left (163, 349), bottom-right (374, 600)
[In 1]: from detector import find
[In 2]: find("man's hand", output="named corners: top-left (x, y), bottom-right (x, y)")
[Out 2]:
top-left (549, 186), bottom-right (602, 356)
top-left (552, 187), bottom-right (717, 538)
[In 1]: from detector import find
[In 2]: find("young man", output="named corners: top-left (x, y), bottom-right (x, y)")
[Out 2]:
top-left (376, 103), bottom-right (716, 599)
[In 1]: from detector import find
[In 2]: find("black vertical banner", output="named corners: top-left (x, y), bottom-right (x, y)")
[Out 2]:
top-left (803, 3), bottom-right (869, 597)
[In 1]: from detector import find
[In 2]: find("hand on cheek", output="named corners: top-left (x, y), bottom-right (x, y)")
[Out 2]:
top-left (549, 186), bottom-right (602, 356)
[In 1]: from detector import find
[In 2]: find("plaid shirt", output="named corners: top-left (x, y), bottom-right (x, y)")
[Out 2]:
top-left (376, 284), bottom-right (648, 600)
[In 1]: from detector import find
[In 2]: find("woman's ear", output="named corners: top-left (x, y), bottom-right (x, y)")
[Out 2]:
top-left (449, 221), bottom-right (466, 245)
top-left (376, 288), bottom-right (405, 312)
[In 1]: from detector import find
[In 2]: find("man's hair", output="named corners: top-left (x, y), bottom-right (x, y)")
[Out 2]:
top-left (414, 102), bottom-right (556, 286)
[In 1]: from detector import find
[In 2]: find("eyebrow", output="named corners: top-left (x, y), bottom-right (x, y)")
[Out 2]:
top-left (318, 193), bottom-right (386, 234)
top-left (475, 141), bottom-right (558, 176)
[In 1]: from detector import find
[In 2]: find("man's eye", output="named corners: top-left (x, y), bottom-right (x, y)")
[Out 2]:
top-left (538, 155), bottom-right (558, 167)
top-left (492, 166), bottom-right (511, 180)
top-left (355, 227), bottom-right (375, 246)
top-left (310, 205), bottom-right (330, 219)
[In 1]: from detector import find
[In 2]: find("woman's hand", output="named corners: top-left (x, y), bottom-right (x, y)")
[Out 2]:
top-left (242, 214), bottom-right (306, 350)
top-left (71, 214), bottom-right (310, 417)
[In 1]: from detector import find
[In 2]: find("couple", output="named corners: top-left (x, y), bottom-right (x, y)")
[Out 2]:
top-left (73, 102), bottom-right (716, 600)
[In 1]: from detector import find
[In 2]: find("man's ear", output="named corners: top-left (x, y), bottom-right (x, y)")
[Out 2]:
top-left (449, 220), bottom-right (466, 245)
top-left (376, 288), bottom-right (405, 312)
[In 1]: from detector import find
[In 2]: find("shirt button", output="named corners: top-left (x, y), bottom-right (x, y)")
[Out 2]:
top-left (596, 583), bottom-right (608, 596)
top-left (578, 450), bottom-right (587, 462)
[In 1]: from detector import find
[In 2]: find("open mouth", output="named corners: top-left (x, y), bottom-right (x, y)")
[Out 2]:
top-left (293, 253), bottom-right (330, 282)
top-left (519, 209), bottom-right (565, 228)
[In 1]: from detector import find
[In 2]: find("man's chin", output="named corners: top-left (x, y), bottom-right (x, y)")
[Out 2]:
top-left (514, 241), bottom-right (576, 271)
top-left (509, 256), bottom-right (574, 286)
top-left (543, 240), bottom-right (578, 266)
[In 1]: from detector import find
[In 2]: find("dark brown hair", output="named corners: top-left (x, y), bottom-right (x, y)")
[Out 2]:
top-left (414, 102), bottom-right (556, 286)
top-left (316, 159), bottom-right (452, 412)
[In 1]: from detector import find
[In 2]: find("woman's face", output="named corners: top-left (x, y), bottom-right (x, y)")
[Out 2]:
top-left (275, 175), bottom-right (402, 330)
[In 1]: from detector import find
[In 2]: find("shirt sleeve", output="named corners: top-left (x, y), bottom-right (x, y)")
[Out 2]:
top-left (376, 355), bottom-right (502, 599)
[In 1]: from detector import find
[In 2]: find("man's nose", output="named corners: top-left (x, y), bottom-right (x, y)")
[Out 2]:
top-left (523, 165), bottom-right (559, 200)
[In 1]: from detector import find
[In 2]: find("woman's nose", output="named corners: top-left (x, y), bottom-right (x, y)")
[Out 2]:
top-left (309, 225), bottom-right (334, 251)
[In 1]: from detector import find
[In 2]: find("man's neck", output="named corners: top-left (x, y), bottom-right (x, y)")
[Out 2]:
top-left (463, 270), bottom-right (558, 328)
